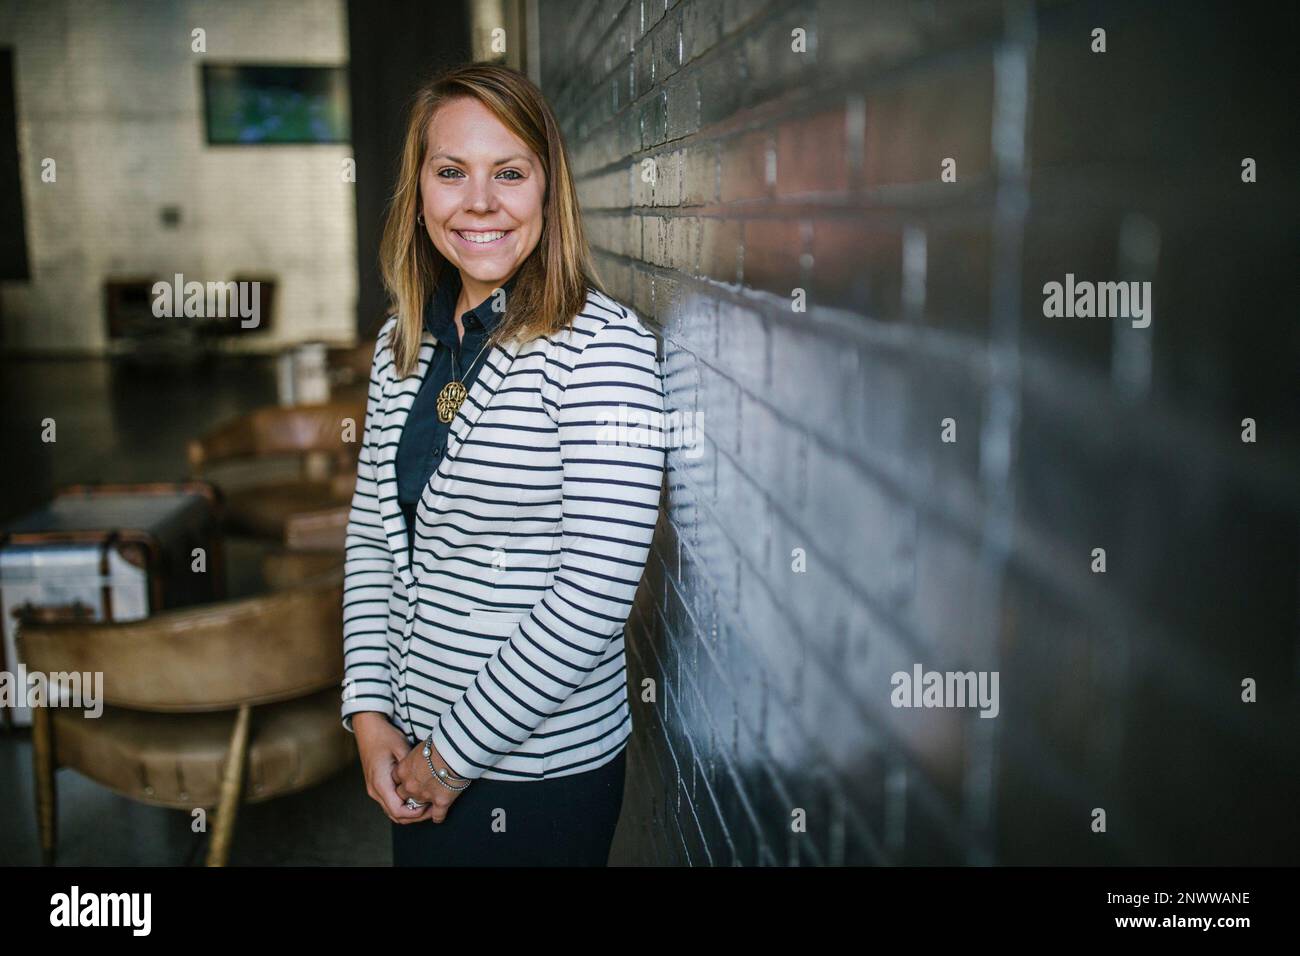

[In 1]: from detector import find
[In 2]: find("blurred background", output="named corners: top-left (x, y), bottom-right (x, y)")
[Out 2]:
top-left (0, 0), bottom-right (1296, 866)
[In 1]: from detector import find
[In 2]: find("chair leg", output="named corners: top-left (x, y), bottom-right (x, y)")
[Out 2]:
top-left (31, 705), bottom-right (57, 865)
top-left (0, 639), bottom-right (11, 732)
top-left (205, 704), bottom-right (251, 867)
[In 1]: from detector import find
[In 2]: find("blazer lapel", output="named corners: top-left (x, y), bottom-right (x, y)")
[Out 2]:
top-left (376, 331), bottom-right (524, 596)
top-left (442, 336), bottom-right (523, 465)
top-left (419, 338), bottom-right (524, 569)
top-left (374, 331), bottom-right (436, 595)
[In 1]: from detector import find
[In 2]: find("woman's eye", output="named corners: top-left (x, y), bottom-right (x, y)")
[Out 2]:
top-left (436, 168), bottom-right (523, 181)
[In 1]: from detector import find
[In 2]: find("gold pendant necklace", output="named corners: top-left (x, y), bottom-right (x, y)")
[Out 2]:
top-left (436, 333), bottom-right (493, 424)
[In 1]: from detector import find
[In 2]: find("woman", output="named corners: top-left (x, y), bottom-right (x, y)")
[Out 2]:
top-left (339, 62), bottom-right (665, 867)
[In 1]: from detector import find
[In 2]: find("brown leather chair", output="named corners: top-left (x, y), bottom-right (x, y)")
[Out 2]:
top-left (283, 503), bottom-right (351, 553)
top-left (328, 341), bottom-right (377, 408)
top-left (260, 548), bottom-right (345, 591)
top-left (187, 401), bottom-right (364, 544)
top-left (18, 568), bottom-right (352, 866)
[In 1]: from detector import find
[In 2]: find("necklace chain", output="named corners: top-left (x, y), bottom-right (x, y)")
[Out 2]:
top-left (450, 331), bottom-right (493, 383)
top-left (436, 322), bottom-right (495, 424)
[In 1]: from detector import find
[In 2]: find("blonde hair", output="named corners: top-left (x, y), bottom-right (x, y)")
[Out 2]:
top-left (377, 62), bottom-right (605, 378)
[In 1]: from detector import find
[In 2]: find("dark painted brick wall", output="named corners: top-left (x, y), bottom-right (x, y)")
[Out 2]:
top-left (535, 0), bottom-right (1300, 865)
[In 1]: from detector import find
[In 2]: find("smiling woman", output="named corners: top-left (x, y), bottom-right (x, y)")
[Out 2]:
top-left (418, 96), bottom-right (545, 325)
top-left (341, 62), bottom-right (666, 868)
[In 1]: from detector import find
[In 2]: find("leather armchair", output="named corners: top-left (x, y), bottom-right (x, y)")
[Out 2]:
top-left (18, 568), bottom-right (352, 866)
top-left (327, 341), bottom-right (377, 408)
top-left (283, 503), bottom-right (351, 553)
top-left (186, 401), bottom-right (364, 544)
top-left (261, 548), bottom-right (344, 591)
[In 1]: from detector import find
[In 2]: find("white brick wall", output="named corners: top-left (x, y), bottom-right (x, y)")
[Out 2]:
top-left (0, 0), bottom-right (356, 353)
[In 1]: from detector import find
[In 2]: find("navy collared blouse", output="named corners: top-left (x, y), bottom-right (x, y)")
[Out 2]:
top-left (395, 267), bottom-right (517, 552)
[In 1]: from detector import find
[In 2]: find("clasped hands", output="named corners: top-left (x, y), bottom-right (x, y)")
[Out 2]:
top-left (353, 711), bottom-right (470, 824)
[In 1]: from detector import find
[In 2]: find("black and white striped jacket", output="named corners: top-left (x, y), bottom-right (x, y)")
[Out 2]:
top-left (340, 286), bottom-right (665, 781)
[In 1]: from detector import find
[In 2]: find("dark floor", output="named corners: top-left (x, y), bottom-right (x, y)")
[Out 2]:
top-left (0, 355), bottom-right (391, 865)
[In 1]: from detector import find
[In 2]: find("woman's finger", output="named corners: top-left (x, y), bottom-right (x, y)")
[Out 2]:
top-left (373, 770), bottom-right (427, 823)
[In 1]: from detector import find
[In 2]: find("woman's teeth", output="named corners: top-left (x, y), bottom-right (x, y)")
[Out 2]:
top-left (457, 230), bottom-right (508, 244)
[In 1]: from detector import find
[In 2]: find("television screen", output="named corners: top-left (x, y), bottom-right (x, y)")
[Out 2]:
top-left (201, 64), bottom-right (350, 144)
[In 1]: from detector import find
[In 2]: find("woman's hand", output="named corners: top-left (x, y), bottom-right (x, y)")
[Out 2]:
top-left (392, 735), bottom-right (469, 823)
top-left (352, 712), bottom-right (434, 824)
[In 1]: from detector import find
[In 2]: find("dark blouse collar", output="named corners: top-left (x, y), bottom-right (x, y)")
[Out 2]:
top-left (424, 266), bottom-right (518, 341)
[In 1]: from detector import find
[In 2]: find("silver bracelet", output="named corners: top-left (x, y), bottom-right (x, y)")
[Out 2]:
top-left (424, 732), bottom-right (470, 791)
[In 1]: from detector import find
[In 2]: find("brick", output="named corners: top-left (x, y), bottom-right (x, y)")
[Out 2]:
top-left (857, 348), bottom-right (909, 466)
top-left (640, 87), bottom-right (669, 147)
top-left (641, 0), bottom-right (671, 35)
top-left (736, 392), bottom-right (807, 528)
top-left (720, 131), bottom-right (773, 203)
top-left (710, 450), bottom-right (774, 592)
top-left (662, 331), bottom-right (703, 407)
top-left (651, 149), bottom-right (684, 205)
top-left (643, 214), bottom-right (701, 270)
top-left (676, 529), bottom-right (719, 636)
top-left (723, 0), bottom-right (773, 37)
top-left (767, 321), bottom-right (864, 452)
top-left (697, 46), bottom-right (748, 127)
top-left (862, 54), bottom-right (995, 188)
top-left (713, 298), bottom-right (769, 394)
top-left (659, 283), bottom-right (718, 360)
top-left (817, 0), bottom-right (1003, 78)
top-left (664, 451), bottom-right (705, 549)
top-left (698, 359), bottom-right (741, 457)
top-left (698, 217), bottom-right (740, 282)
top-left (692, 499), bottom-right (742, 613)
top-left (775, 107), bottom-right (850, 198)
top-left (740, 2), bottom-right (822, 107)
top-left (650, 8), bottom-right (683, 86)
top-left (741, 217), bottom-right (805, 295)
top-left (809, 218), bottom-right (904, 317)
top-left (680, 141), bottom-right (719, 205)
top-left (681, 0), bottom-right (723, 65)
top-left (664, 71), bottom-right (700, 140)
top-left (640, 215), bottom-right (666, 264)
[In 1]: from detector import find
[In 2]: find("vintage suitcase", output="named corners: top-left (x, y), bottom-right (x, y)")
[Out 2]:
top-left (0, 482), bottom-right (223, 727)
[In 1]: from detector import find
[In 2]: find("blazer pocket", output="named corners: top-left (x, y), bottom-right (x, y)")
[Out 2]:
top-left (465, 609), bottom-right (526, 634)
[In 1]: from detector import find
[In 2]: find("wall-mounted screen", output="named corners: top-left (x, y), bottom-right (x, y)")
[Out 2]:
top-left (201, 64), bottom-right (350, 144)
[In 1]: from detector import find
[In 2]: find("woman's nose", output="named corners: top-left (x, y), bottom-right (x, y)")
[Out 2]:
top-left (465, 176), bottom-right (496, 212)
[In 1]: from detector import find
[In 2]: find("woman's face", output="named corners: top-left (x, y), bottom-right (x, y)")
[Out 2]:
top-left (419, 97), bottom-right (545, 296)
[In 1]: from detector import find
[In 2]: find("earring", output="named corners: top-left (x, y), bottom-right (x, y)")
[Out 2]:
top-left (417, 213), bottom-right (425, 225)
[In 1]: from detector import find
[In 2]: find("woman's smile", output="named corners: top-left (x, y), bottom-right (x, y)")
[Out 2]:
top-left (453, 228), bottom-right (512, 248)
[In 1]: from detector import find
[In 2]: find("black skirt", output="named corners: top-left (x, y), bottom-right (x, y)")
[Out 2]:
top-left (391, 747), bottom-right (627, 867)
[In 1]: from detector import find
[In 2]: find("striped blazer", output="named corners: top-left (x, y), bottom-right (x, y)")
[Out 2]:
top-left (340, 286), bottom-right (666, 781)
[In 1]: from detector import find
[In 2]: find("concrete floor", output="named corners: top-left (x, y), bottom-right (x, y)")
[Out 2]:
top-left (0, 354), bottom-right (391, 865)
